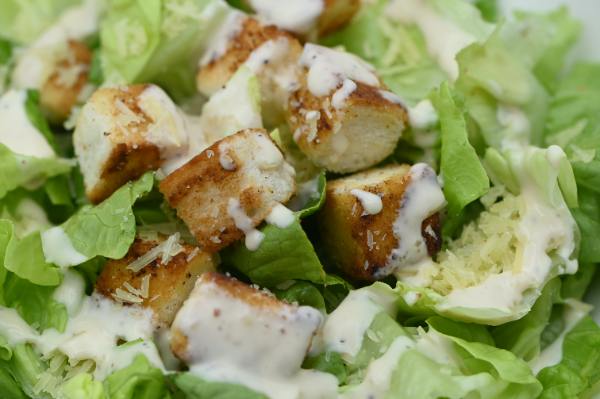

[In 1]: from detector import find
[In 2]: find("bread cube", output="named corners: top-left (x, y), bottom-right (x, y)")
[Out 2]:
top-left (73, 84), bottom-right (189, 204)
top-left (94, 235), bottom-right (215, 327)
top-left (158, 128), bottom-right (297, 253)
top-left (170, 271), bottom-right (322, 378)
top-left (198, 15), bottom-right (304, 128)
top-left (287, 44), bottom-right (408, 174)
top-left (317, 164), bottom-right (444, 281)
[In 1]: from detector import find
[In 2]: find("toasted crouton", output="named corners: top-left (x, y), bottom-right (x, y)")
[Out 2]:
top-left (37, 40), bottom-right (92, 125)
top-left (244, 0), bottom-right (360, 40)
top-left (94, 235), bottom-right (215, 326)
top-left (171, 271), bottom-right (322, 377)
top-left (317, 164), bottom-right (445, 281)
top-left (159, 128), bottom-right (297, 252)
top-left (197, 16), bottom-right (303, 128)
top-left (74, 84), bottom-right (189, 204)
top-left (287, 44), bottom-right (408, 174)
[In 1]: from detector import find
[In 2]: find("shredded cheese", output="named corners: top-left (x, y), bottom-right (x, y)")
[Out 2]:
top-left (126, 233), bottom-right (183, 272)
top-left (141, 275), bottom-right (151, 298)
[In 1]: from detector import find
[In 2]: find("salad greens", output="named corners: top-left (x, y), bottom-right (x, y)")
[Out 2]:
top-left (1, 0), bottom-right (600, 398)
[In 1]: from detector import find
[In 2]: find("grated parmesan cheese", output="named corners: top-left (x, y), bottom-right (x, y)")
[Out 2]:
top-left (186, 247), bottom-right (200, 262)
top-left (126, 233), bottom-right (183, 272)
top-left (113, 288), bottom-right (143, 303)
top-left (123, 282), bottom-right (142, 297)
top-left (141, 275), bottom-right (151, 298)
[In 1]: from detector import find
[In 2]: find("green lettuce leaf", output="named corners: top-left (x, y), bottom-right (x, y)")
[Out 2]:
top-left (103, 354), bottom-right (170, 399)
top-left (171, 372), bottom-right (269, 399)
top-left (512, 7), bottom-right (582, 95)
top-left (455, 26), bottom-right (550, 150)
top-left (439, 80), bottom-right (489, 215)
top-left (52, 172), bottom-right (154, 265)
top-left (426, 316), bottom-right (495, 346)
top-left (272, 280), bottom-right (326, 314)
top-left (101, 0), bottom-right (232, 102)
top-left (562, 262), bottom-right (596, 301)
top-left (23, 90), bottom-right (59, 154)
top-left (537, 314), bottom-right (600, 398)
top-left (0, 143), bottom-right (72, 201)
top-left (0, 344), bottom-right (50, 399)
top-left (3, 271), bottom-right (67, 333)
top-left (61, 373), bottom-right (105, 399)
top-left (0, 361), bottom-right (27, 399)
top-left (0, 0), bottom-right (81, 45)
top-left (3, 222), bottom-right (62, 287)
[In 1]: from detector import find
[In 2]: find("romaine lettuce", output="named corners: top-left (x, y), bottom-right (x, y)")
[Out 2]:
top-left (100, 0), bottom-right (233, 102)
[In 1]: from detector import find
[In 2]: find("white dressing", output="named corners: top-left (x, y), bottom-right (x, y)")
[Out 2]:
top-left (408, 99), bottom-right (438, 131)
top-left (247, 0), bottom-right (324, 36)
top-left (312, 285), bottom-right (399, 357)
top-left (266, 204), bottom-right (296, 229)
top-left (218, 142), bottom-right (236, 170)
top-left (331, 79), bottom-right (358, 109)
top-left (199, 10), bottom-right (245, 66)
top-left (227, 198), bottom-right (265, 251)
top-left (349, 189), bottom-right (383, 216)
top-left (381, 163), bottom-right (446, 280)
top-left (173, 276), bottom-right (337, 399)
top-left (286, 174), bottom-right (321, 211)
top-left (386, 0), bottom-right (483, 81)
top-left (298, 44), bottom-right (380, 99)
top-left (41, 226), bottom-right (89, 267)
top-left (0, 89), bottom-right (56, 158)
top-left (52, 268), bottom-right (86, 317)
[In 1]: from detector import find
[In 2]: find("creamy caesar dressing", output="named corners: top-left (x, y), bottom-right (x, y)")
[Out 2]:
top-left (530, 299), bottom-right (592, 375)
top-left (349, 189), bottom-right (383, 216)
top-left (408, 99), bottom-right (438, 131)
top-left (227, 198), bottom-right (265, 251)
top-left (52, 268), bottom-right (86, 317)
top-left (1, 198), bottom-right (53, 239)
top-left (254, 132), bottom-right (284, 170)
top-left (218, 142), bottom-right (236, 170)
top-left (497, 103), bottom-right (531, 151)
top-left (173, 276), bottom-right (337, 399)
top-left (137, 85), bottom-right (190, 159)
top-left (12, 0), bottom-right (103, 90)
top-left (312, 285), bottom-right (399, 357)
top-left (377, 163), bottom-right (446, 281)
top-left (386, 0), bottom-right (483, 81)
top-left (247, 0), bottom-right (324, 35)
top-left (41, 226), bottom-right (89, 267)
top-left (298, 44), bottom-right (380, 99)
top-left (0, 89), bottom-right (56, 158)
top-left (331, 79), bottom-right (358, 109)
top-left (265, 204), bottom-right (296, 229)
top-left (437, 147), bottom-right (577, 314)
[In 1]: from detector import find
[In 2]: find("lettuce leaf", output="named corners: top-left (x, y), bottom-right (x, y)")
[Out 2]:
top-left (0, 344), bottom-right (50, 399)
top-left (301, 352), bottom-right (346, 385)
top-left (490, 278), bottom-right (561, 362)
top-left (101, 0), bottom-right (232, 102)
top-left (0, 0), bottom-right (81, 45)
top-left (102, 354), bottom-right (170, 399)
top-left (3, 271), bottom-right (67, 333)
top-left (3, 222), bottom-right (62, 287)
top-left (455, 26), bottom-right (550, 150)
top-left (0, 362), bottom-right (27, 399)
top-left (438, 81), bottom-right (489, 215)
top-left (47, 172), bottom-right (155, 266)
top-left (61, 373), bottom-right (105, 399)
top-left (171, 372), bottom-right (269, 399)
top-left (0, 143), bottom-right (72, 201)
top-left (23, 90), bottom-right (59, 154)
top-left (271, 281), bottom-right (326, 314)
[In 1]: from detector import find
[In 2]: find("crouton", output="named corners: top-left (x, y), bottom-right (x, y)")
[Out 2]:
top-left (159, 128), bottom-right (297, 253)
top-left (94, 235), bottom-right (215, 327)
top-left (38, 40), bottom-right (92, 125)
top-left (197, 16), bottom-right (303, 128)
top-left (170, 271), bottom-right (322, 378)
top-left (287, 44), bottom-right (408, 174)
top-left (73, 84), bottom-right (189, 204)
top-left (244, 0), bottom-right (360, 40)
top-left (317, 164), bottom-right (445, 281)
